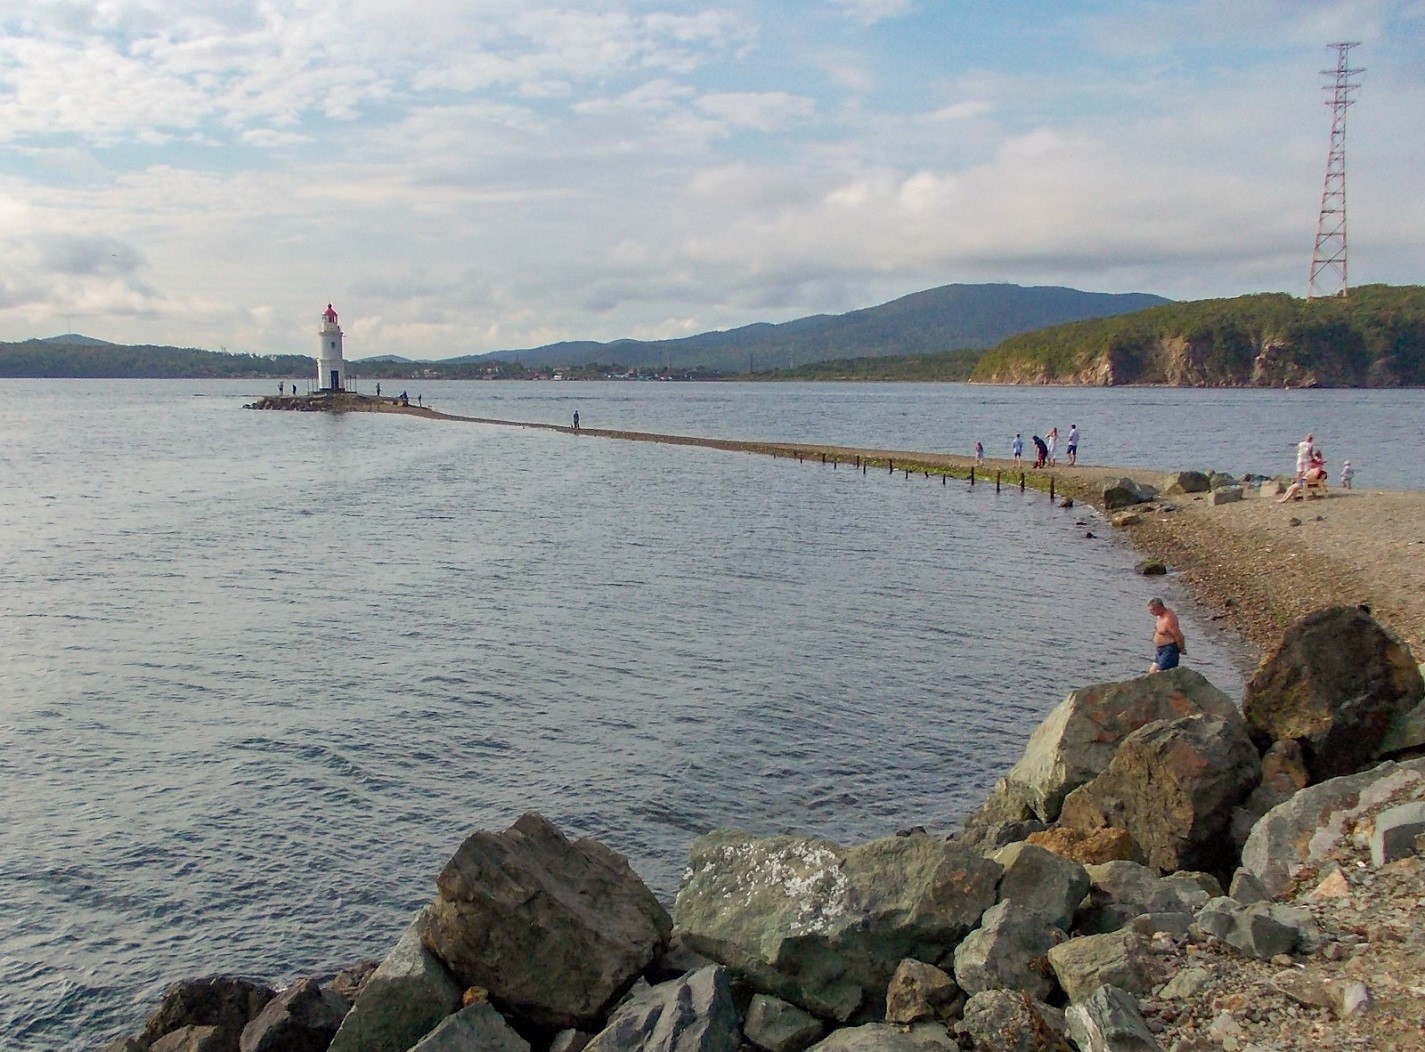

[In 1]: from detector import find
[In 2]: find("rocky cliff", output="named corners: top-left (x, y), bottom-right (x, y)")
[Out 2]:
top-left (971, 286), bottom-right (1425, 387)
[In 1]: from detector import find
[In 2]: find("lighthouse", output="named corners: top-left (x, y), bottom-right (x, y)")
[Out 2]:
top-left (318, 303), bottom-right (345, 391)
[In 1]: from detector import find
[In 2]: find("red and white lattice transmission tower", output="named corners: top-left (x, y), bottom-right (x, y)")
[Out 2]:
top-left (1307, 42), bottom-right (1363, 300)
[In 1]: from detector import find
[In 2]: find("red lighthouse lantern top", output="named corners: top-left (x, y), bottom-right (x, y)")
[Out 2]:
top-left (322, 303), bottom-right (338, 323)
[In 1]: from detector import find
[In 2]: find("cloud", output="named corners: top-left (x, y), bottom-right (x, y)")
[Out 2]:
top-left (826, 0), bottom-right (916, 25)
top-left (694, 91), bottom-right (816, 131)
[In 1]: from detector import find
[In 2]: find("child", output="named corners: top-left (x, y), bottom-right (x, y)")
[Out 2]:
top-left (974, 440), bottom-right (984, 466)
top-left (1341, 460), bottom-right (1355, 489)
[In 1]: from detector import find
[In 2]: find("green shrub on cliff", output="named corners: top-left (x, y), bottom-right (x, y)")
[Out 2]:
top-left (971, 285), bottom-right (1425, 386)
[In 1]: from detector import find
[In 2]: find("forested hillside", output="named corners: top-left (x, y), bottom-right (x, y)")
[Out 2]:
top-left (971, 285), bottom-right (1425, 387)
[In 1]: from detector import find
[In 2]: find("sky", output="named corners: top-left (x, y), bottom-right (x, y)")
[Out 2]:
top-left (0, 0), bottom-right (1421, 360)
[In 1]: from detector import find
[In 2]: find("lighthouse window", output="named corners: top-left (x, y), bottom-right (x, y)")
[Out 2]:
top-left (330, 340), bottom-right (336, 349)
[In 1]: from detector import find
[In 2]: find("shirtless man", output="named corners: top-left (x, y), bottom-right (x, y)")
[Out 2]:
top-left (1148, 597), bottom-right (1186, 672)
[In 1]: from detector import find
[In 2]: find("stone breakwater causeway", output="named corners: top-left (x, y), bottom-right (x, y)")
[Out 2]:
top-left (249, 392), bottom-right (1425, 659)
top-left (104, 605), bottom-right (1425, 1052)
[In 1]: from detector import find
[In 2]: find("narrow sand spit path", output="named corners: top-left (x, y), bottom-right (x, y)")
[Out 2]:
top-left (385, 406), bottom-right (1425, 661)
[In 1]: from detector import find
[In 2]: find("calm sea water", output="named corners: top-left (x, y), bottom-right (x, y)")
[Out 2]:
top-left (0, 379), bottom-right (1417, 1049)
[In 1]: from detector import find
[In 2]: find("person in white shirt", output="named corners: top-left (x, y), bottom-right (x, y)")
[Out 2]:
top-left (1066, 424), bottom-right (1080, 465)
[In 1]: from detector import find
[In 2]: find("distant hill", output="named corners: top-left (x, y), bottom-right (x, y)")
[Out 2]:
top-left (462, 284), bottom-right (1172, 374)
top-left (40, 333), bottom-right (114, 347)
top-left (971, 285), bottom-right (1425, 387)
top-left (354, 354), bottom-right (413, 364)
top-left (0, 339), bottom-right (311, 379)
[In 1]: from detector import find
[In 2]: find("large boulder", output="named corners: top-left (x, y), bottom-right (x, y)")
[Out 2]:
top-left (1074, 863), bottom-right (1220, 936)
top-left (884, 960), bottom-right (961, 1027)
top-left (956, 991), bottom-right (1070, 1052)
top-left (1102, 478), bottom-right (1157, 511)
top-left (1057, 715), bottom-right (1260, 877)
top-left (584, 966), bottom-right (741, 1052)
top-left (1064, 985), bottom-right (1158, 1052)
top-left (1243, 607), bottom-right (1424, 782)
top-left (673, 831), bottom-right (1000, 1022)
top-left (744, 995), bottom-right (824, 1052)
top-left (328, 910), bottom-right (463, 1052)
top-left (952, 902), bottom-right (1063, 1001)
top-left (422, 812), bottom-right (672, 1031)
top-left (1240, 758), bottom-right (1425, 896)
top-left (408, 1001), bottom-right (529, 1052)
top-left (239, 978), bottom-right (348, 1052)
top-left (1158, 471), bottom-right (1210, 496)
top-left (1045, 929), bottom-right (1164, 1003)
top-left (1001, 669), bottom-right (1239, 823)
top-left (806, 1024), bottom-right (957, 1051)
top-left (990, 842), bottom-right (1089, 931)
top-left (138, 977), bottom-right (276, 1052)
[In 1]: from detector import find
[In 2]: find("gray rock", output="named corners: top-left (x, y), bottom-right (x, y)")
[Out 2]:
top-left (952, 902), bottom-right (1063, 1001)
top-left (1240, 758), bottom-right (1425, 896)
top-left (991, 842), bottom-right (1089, 931)
top-left (1074, 863), bottom-right (1219, 935)
top-left (1158, 471), bottom-right (1211, 496)
top-left (408, 1001), bottom-right (529, 1052)
top-left (1157, 966), bottom-right (1212, 1000)
top-left (884, 960), bottom-right (960, 1027)
top-left (956, 779), bottom-right (1038, 852)
top-left (1058, 715), bottom-right (1260, 877)
top-left (1103, 478), bottom-right (1157, 511)
top-left (551, 1032), bottom-right (595, 1052)
top-left (648, 934), bottom-right (717, 983)
top-left (327, 961), bottom-right (380, 1005)
top-left (744, 995), bottom-right (823, 1052)
top-left (1002, 669), bottom-right (1239, 823)
top-left (1134, 559), bottom-right (1168, 576)
top-left (328, 909), bottom-right (463, 1052)
top-left (957, 990), bottom-right (1070, 1052)
top-left (1064, 985), bottom-right (1160, 1052)
top-left (100, 1039), bottom-right (145, 1052)
top-left (138, 976), bottom-right (276, 1052)
top-left (673, 830), bottom-right (999, 1021)
top-left (1207, 472), bottom-right (1239, 490)
top-left (1191, 898), bottom-right (1316, 959)
top-left (1369, 800), bottom-right (1425, 866)
top-left (1228, 870), bottom-right (1271, 905)
top-left (1243, 606), bottom-right (1424, 782)
top-left (1045, 929), bottom-right (1162, 1003)
top-left (1126, 913), bottom-right (1192, 939)
top-left (585, 966), bottom-right (739, 1052)
top-left (240, 977), bottom-right (348, 1052)
top-left (151, 1027), bottom-right (227, 1052)
top-left (424, 812), bottom-right (672, 1030)
top-left (1207, 486), bottom-right (1243, 506)
top-left (807, 1023), bottom-right (957, 1051)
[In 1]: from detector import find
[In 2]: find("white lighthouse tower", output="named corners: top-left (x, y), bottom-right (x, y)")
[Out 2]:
top-left (318, 303), bottom-right (345, 391)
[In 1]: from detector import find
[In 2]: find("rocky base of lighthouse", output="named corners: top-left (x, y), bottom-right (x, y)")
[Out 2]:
top-left (244, 392), bottom-right (429, 413)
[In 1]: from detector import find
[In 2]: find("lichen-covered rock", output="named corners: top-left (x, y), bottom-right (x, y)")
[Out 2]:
top-left (673, 831), bottom-right (1000, 1021)
top-left (952, 902), bottom-right (1063, 1001)
top-left (884, 960), bottom-right (961, 1027)
top-left (956, 990), bottom-right (1070, 1052)
top-left (583, 965), bottom-right (739, 1052)
top-left (1057, 715), bottom-right (1260, 876)
top-left (990, 842), bottom-right (1090, 931)
top-left (1243, 607), bottom-right (1424, 782)
top-left (1002, 669), bottom-right (1239, 823)
top-left (328, 910), bottom-right (463, 1052)
top-left (422, 812), bottom-right (671, 1031)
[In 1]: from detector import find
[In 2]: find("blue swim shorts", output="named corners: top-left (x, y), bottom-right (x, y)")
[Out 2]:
top-left (1154, 643), bottom-right (1180, 671)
